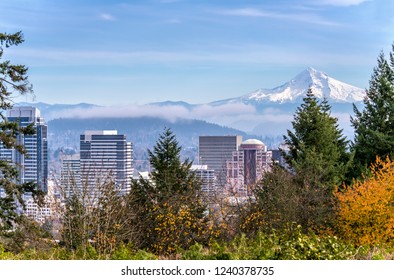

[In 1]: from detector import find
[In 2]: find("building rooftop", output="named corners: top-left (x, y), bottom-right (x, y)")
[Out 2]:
top-left (84, 130), bottom-right (118, 136)
top-left (7, 106), bottom-right (41, 119)
top-left (241, 139), bottom-right (265, 146)
top-left (191, 165), bottom-right (209, 170)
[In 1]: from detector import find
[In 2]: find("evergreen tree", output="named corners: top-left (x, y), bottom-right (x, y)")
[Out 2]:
top-left (283, 89), bottom-right (350, 188)
top-left (351, 47), bottom-right (394, 179)
top-left (0, 31), bottom-right (42, 236)
top-left (148, 128), bottom-right (196, 197)
top-left (281, 89), bottom-right (350, 230)
top-left (128, 128), bottom-right (207, 255)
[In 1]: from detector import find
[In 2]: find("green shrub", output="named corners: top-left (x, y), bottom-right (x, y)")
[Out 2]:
top-left (0, 244), bottom-right (18, 260)
top-left (131, 250), bottom-right (158, 260)
top-left (181, 225), bottom-right (356, 260)
top-left (181, 243), bottom-right (208, 260)
top-left (352, 245), bottom-right (394, 260)
top-left (74, 244), bottom-right (99, 259)
top-left (110, 243), bottom-right (135, 260)
top-left (109, 242), bottom-right (157, 260)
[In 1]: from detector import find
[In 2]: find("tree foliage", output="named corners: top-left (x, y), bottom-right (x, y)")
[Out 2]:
top-left (351, 46), bottom-right (394, 179)
top-left (245, 164), bottom-right (298, 233)
top-left (182, 225), bottom-right (355, 260)
top-left (0, 31), bottom-right (42, 236)
top-left (335, 156), bottom-right (394, 246)
top-left (0, 31), bottom-right (33, 106)
top-left (283, 89), bottom-right (349, 188)
top-left (276, 89), bottom-right (350, 230)
top-left (129, 128), bottom-right (210, 255)
top-left (60, 176), bottom-right (134, 258)
top-left (148, 128), bottom-right (195, 196)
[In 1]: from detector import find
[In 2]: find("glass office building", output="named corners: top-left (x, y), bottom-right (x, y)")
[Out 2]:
top-left (198, 135), bottom-right (243, 188)
top-left (0, 106), bottom-right (48, 193)
top-left (80, 130), bottom-right (133, 195)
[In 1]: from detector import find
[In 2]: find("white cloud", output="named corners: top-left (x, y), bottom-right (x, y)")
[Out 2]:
top-left (51, 105), bottom-right (187, 122)
top-left (191, 103), bottom-right (255, 118)
top-left (315, 0), bottom-right (369, 6)
top-left (217, 7), bottom-right (341, 26)
top-left (47, 103), bottom-right (256, 123)
top-left (221, 8), bottom-right (271, 17)
top-left (99, 13), bottom-right (116, 21)
top-left (44, 104), bottom-right (353, 138)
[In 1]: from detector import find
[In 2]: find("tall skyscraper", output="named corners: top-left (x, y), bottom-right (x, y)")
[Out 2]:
top-left (190, 165), bottom-right (216, 197)
top-left (198, 135), bottom-right (243, 187)
top-left (226, 139), bottom-right (272, 196)
top-left (80, 130), bottom-right (133, 194)
top-left (0, 106), bottom-right (48, 193)
top-left (61, 154), bottom-right (81, 198)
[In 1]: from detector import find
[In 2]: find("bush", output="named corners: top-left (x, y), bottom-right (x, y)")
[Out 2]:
top-left (335, 157), bottom-right (394, 246)
top-left (110, 243), bottom-right (157, 260)
top-left (182, 225), bottom-right (355, 260)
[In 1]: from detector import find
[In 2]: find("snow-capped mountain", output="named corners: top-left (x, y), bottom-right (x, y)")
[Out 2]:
top-left (212, 67), bottom-right (365, 106)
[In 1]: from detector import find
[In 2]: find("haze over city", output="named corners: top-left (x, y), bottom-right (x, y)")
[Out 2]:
top-left (1, 0), bottom-right (393, 106)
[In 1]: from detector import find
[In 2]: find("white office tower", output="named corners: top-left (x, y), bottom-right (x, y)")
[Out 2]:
top-left (24, 179), bottom-right (59, 224)
top-left (226, 139), bottom-right (272, 197)
top-left (80, 130), bottom-right (133, 195)
top-left (0, 106), bottom-right (48, 193)
top-left (191, 165), bottom-right (216, 197)
top-left (61, 154), bottom-right (81, 198)
top-left (198, 136), bottom-right (243, 190)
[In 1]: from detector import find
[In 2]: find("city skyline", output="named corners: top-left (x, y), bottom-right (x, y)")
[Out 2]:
top-left (1, 0), bottom-right (393, 106)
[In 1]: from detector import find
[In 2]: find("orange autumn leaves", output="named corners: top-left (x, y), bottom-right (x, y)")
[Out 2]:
top-left (335, 157), bottom-right (394, 246)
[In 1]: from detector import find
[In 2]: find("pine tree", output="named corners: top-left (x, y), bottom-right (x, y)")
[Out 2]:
top-left (351, 47), bottom-right (394, 179)
top-left (0, 31), bottom-right (42, 235)
top-left (281, 89), bottom-right (350, 230)
top-left (128, 128), bottom-right (207, 255)
top-left (148, 128), bottom-right (196, 197)
top-left (283, 89), bottom-right (349, 188)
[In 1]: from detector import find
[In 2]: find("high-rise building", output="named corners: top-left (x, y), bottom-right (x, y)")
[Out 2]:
top-left (60, 154), bottom-right (81, 198)
top-left (80, 130), bottom-right (133, 194)
top-left (190, 165), bottom-right (216, 197)
top-left (226, 139), bottom-right (272, 196)
top-left (24, 179), bottom-right (58, 224)
top-left (0, 106), bottom-right (48, 193)
top-left (198, 135), bottom-right (243, 188)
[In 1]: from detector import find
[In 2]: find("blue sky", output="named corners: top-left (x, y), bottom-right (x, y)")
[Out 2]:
top-left (1, 0), bottom-right (393, 106)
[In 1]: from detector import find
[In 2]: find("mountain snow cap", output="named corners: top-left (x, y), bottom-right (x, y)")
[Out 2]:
top-left (243, 67), bottom-right (365, 104)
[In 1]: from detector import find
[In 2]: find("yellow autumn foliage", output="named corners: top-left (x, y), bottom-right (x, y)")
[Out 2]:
top-left (239, 204), bottom-right (265, 234)
top-left (148, 201), bottom-right (222, 256)
top-left (335, 157), bottom-right (394, 246)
